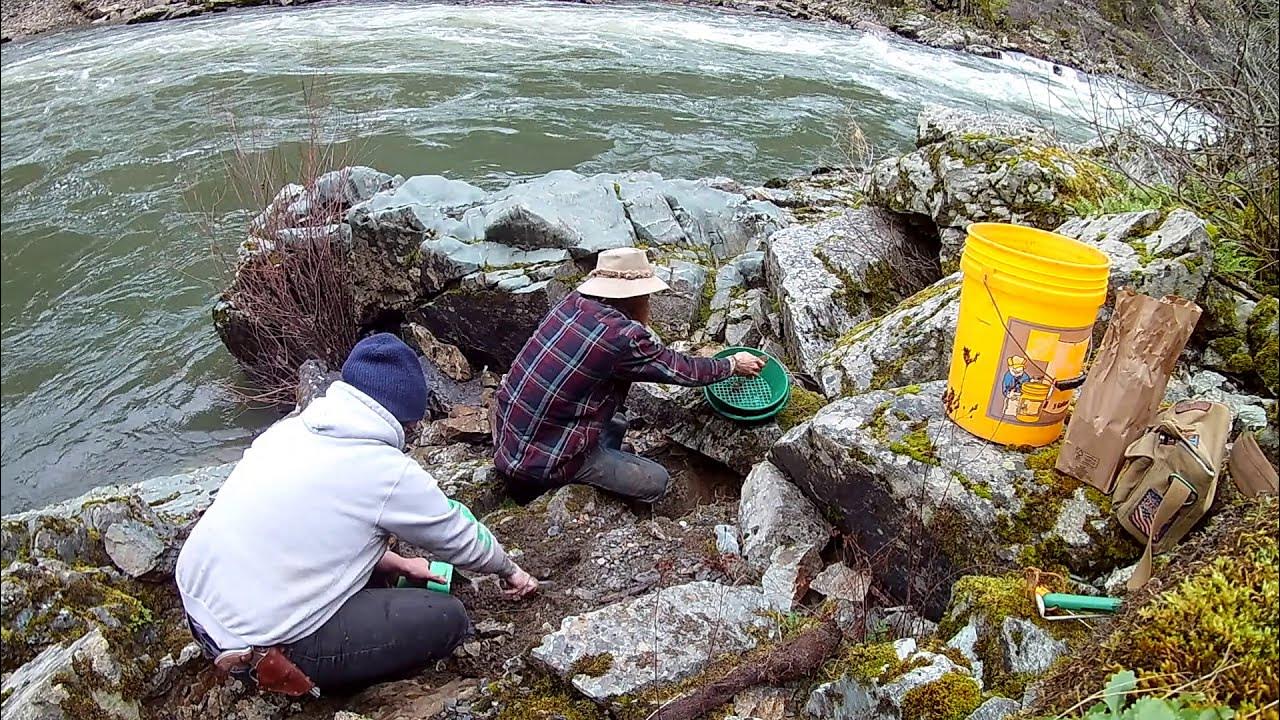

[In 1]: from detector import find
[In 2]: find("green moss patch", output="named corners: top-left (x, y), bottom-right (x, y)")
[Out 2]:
top-left (937, 573), bottom-right (1085, 698)
top-left (569, 653), bottom-right (614, 679)
top-left (888, 425), bottom-right (939, 466)
top-left (777, 386), bottom-right (829, 432)
top-left (900, 672), bottom-right (982, 720)
top-left (820, 641), bottom-right (902, 683)
top-left (493, 673), bottom-right (604, 720)
top-left (1207, 335), bottom-right (1254, 374)
top-left (1247, 297), bottom-right (1279, 393)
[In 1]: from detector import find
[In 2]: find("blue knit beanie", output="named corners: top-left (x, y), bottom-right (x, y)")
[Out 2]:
top-left (341, 333), bottom-right (429, 423)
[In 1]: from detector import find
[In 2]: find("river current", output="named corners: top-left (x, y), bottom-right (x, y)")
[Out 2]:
top-left (0, 0), bottom-right (1165, 510)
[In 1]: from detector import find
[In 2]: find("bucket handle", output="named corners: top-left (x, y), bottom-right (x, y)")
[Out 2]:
top-left (1054, 373), bottom-right (1087, 391)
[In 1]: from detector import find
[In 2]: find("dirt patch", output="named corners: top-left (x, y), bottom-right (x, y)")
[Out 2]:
top-left (378, 438), bottom-right (751, 686)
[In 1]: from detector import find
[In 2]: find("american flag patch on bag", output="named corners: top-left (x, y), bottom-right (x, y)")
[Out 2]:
top-left (1130, 488), bottom-right (1165, 540)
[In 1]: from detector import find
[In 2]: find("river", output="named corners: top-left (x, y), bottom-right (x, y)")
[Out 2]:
top-left (0, 0), bottom-right (1162, 511)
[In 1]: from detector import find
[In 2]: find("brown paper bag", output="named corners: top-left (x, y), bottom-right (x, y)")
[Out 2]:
top-left (1056, 289), bottom-right (1203, 492)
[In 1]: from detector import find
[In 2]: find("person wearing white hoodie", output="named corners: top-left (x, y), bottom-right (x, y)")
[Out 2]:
top-left (176, 333), bottom-right (538, 693)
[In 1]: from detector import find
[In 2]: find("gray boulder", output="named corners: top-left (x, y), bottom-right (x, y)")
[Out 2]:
top-left (479, 170), bottom-right (635, 254)
top-left (363, 174), bottom-right (486, 217)
top-left (817, 275), bottom-right (961, 398)
top-left (650, 261), bottom-right (710, 341)
top-left (1165, 368), bottom-right (1278, 460)
top-left (760, 543), bottom-right (822, 612)
top-left (916, 104), bottom-right (1047, 147)
top-left (870, 108), bottom-right (1115, 268)
top-left (3, 485), bottom-right (179, 568)
top-left (628, 383), bottom-right (783, 475)
top-left (103, 520), bottom-right (171, 579)
top-left (765, 208), bottom-right (940, 378)
top-left (714, 524), bottom-right (741, 556)
top-left (130, 463), bottom-right (234, 523)
top-left (738, 461), bottom-right (832, 573)
top-left (607, 173), bottom-right (788, 261)
top-left (966, 697), bottom-right (1022, 720)
top-left (418, 269), bottom-right (577, 369)
top-left (810, 563), bottom-right (871, 604)
top-left (291, 166), bottom-right (396, 220)
top-left (729, 250), bottom-right (766, 286)
top-left (250, 166), bottom-right (396, 236)
top-left (703, 263), bottom-right (745, 340)
top-left (723, 289), bottom-right (766, 347)
top-left (531, 581), bottom-right (772, 700)
top-left (617, 182), bottom-right (688, 247)
top-left (770, 381), bottom-right (1139, 616)
top-left (1055, 209), bottom-right (1211, 304)
top-left (295, 359), bottom-right (340, 411)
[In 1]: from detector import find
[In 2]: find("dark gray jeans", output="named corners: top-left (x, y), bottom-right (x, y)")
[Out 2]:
top-left (282, 588), bottom-right (472, 691)
top-left (506, 413), bottom-right (671, 504)
top-left (189, 586), bottom-right (472, 693)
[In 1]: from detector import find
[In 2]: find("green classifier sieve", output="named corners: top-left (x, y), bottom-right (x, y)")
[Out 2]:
top-left (703, 347), bottom-right (790, 421)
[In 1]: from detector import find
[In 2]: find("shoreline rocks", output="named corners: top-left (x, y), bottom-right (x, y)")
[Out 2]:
top-left (5, 104), bottom-right (1278, 720)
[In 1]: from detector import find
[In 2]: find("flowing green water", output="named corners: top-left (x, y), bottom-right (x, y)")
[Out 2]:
top-left (0, 0), bottom-right (1163, 510)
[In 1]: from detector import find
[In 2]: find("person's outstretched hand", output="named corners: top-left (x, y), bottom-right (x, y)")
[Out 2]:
top-left (502, 565), bottom-right (539, 598)
top-left (399, 557), bottom-right (449, 586)
top-left (731, 351), bottom-right (767, 377)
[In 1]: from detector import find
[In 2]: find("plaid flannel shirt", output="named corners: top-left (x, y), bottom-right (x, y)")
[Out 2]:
top-left (494, 292), bottom-right (733, 482)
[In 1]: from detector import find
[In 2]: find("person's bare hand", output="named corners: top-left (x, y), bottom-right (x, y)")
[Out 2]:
top-left (398, 557), bottom-right (449, 586)
top-left (731, 351), bottom-right (766, 377)
top-left (501, 565), bottom-right (539, 599)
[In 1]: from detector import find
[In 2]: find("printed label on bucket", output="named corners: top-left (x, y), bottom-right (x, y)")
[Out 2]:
top-left (988, 318), bottom-right (1092, 427)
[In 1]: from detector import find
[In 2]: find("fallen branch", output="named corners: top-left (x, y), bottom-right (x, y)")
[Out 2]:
top-left (648, 617), bottom-right (843, 720)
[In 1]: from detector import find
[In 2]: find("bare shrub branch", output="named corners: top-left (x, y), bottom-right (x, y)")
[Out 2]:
top-left (1078, 0), bottom-right (1279, 284)
top-left (206, 81), bottom-right (363, 406)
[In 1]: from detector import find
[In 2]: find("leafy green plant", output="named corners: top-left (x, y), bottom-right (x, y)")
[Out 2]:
top-left (1073, 671), bottom-right (1235, 720)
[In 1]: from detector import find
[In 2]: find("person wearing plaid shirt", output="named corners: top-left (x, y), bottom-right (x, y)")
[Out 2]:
top-left (494, 248), bottom-right (765, 504)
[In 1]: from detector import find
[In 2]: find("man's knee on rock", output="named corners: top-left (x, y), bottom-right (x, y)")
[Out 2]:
top-left (628, 462), bottom-right (672, 504)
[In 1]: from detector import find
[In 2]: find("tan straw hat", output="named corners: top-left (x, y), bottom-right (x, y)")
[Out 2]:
top-left (576, 247), bottom-right (670, 299)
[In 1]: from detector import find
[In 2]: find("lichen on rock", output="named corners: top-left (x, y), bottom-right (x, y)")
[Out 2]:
top-left (770, 381), bottom-right (1139, 616)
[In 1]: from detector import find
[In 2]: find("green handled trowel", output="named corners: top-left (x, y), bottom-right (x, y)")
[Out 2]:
top-left (396, 561), bottom-right (454, 594)
top-left (1035, 591), bottom-right (1122, 621)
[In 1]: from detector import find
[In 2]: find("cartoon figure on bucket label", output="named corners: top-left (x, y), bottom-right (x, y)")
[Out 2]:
top-left (1000, 355), bottom-right (1035, 417)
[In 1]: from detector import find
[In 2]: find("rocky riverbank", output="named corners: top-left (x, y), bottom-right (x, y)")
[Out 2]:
top-left (3, 105), bottom-right (1277, 719)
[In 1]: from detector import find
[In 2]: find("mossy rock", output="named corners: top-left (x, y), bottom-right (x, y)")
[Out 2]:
top-left (1204, 335), bottom-right (1254, 375)
top-left (1247, 297), bottom-right (1279, 395)
top-left (900, 672), bottom-right (982, 720)
top-left (937, 573), bottom-right (1084, 697)
top-left (771, 383), bottom-right (1141, 618)
top-left (1, 558), bottom-right (189, 701)
top-left (492, 673), bottom-right (604, 720)
top-left (819, 641), bottom-right (903, 684)
top-left (1030, 495), bottom-right (1279, 716)
top-left (777, 386), bottom-right (828, 432)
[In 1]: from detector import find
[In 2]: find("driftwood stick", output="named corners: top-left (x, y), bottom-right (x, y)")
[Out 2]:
top-left (649, 617), bottom-right (843, 720)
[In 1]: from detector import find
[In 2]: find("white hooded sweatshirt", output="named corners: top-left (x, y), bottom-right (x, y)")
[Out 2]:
top-left (175, 381), bottom-right (514, 651)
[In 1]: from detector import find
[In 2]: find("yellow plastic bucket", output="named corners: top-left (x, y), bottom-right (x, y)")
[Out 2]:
top-left (944, 223), bottom-right (1110, 447)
